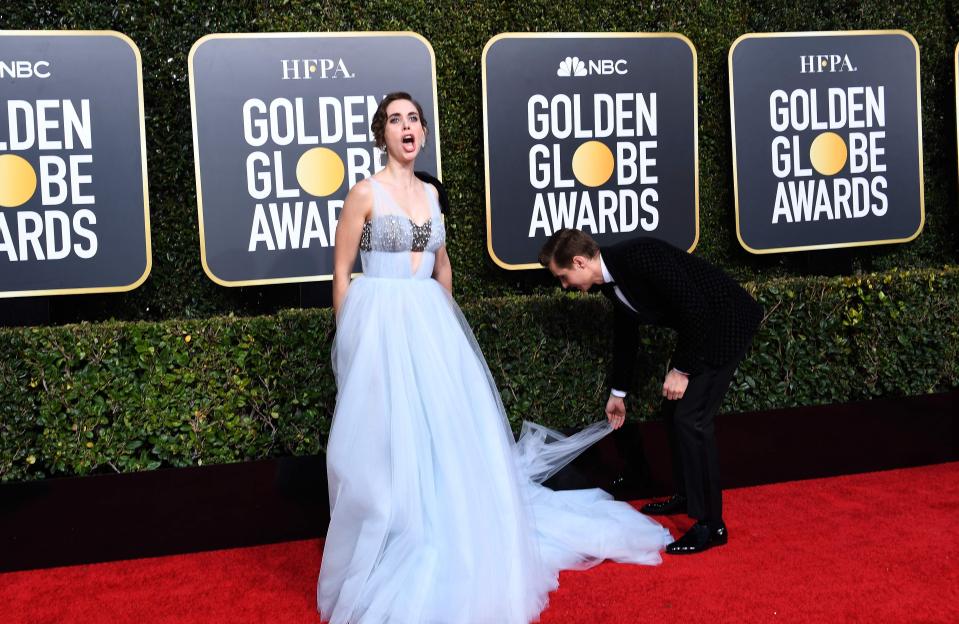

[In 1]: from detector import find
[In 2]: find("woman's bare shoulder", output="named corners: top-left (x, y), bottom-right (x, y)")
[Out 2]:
top-left (343, 179), bottom-right (374, 217)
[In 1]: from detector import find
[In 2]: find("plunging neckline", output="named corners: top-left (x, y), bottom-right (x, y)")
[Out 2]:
top-left (371, 178), bottom-right (433, 227)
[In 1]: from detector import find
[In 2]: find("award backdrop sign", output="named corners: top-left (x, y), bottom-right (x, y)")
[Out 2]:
top-left (190, 33), bottom-right (439, 286)
top-left (730, 31), bottom-right (923, 254)
top-left (483, 33), bottom-right (698, 270)
top-left (0, 31), bottom-right (150, 298)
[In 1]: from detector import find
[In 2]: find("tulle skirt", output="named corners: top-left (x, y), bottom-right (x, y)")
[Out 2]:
top-left (318, 276), bottom-right (672, 624)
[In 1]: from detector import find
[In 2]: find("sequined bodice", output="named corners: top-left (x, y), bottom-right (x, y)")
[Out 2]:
top-left (359, 215), bottom-right (434, 253)
top-left (359, 178), bottom-right (445, 279)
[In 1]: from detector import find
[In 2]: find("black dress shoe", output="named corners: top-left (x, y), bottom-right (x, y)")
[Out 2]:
top-left (640, 495), bottom-right (687, 515)
top-left (665, 521), bottom-right (728, 555)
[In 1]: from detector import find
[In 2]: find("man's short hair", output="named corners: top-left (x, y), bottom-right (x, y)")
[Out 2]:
top-left (538, 229), bottom-right (599, 268)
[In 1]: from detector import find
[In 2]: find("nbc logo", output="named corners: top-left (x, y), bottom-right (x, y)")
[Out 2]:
top-left (557, 56), bottom-right (628, 77)
top-left (0, 60), bottom-right (51, 79)
top-left (557, 56), bottom-right (587, 77)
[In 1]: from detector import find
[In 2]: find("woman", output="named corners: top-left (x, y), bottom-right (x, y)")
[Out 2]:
top-left (317, 92), bottom-right (671, 624)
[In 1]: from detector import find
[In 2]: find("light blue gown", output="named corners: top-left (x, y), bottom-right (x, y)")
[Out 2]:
top-left (317, 179), bottom-right (672, 624)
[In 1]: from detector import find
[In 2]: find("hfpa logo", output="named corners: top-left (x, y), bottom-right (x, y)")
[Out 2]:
top-left (557, 56), bottom-right (627, 77)
top-left (281, 58), bottom-right (354, 80)
top-left (799, 54), bottom-right (858, 73)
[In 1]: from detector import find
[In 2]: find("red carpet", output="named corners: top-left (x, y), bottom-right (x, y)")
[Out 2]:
top-left (3, 462), bottom-right (957, 623)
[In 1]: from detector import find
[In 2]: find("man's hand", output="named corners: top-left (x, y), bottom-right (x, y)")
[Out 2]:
top-left (606, 394), bottom-right (626, 430)
top-left (662, 369), bottom-right (689, 401)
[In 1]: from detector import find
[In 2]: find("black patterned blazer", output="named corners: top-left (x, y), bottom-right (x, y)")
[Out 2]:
top-left (599, 237), bottom-right (763, 391)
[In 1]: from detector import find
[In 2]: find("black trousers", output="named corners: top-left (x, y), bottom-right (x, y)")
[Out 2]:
top-left (661, 345), bottom-right (749, 524)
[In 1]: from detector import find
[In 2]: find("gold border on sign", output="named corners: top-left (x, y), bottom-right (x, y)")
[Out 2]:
top-left (0, 30), bottom-right (152, 299)
top-left (728, 30), bottom-right (925, 255)
top-left (188, 31), bottom-right (441, 287)
top-left (481, 32), bottom-right (700, 271)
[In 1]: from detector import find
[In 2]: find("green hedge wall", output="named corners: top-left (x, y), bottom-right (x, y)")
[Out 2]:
top-left (2, 265), bottom-right (957, 482)
top-left (1, 1), bottom-right (958, 321)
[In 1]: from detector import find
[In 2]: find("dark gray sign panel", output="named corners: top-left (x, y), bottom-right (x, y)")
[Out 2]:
top-left (189, 33), bottom-right (440, 286)
top-left (483, 33), bottom-right (698, 270)
top-left (730, 31), bottom-right (924, 254)
top-left (0, 31), bottom-right (151, 298)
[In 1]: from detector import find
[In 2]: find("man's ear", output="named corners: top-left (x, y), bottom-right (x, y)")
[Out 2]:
top-left (572, 255), bottom-right (588, 269)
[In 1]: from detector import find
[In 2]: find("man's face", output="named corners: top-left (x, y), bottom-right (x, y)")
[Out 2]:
top-left (548, 256), bottom-right (593, 292)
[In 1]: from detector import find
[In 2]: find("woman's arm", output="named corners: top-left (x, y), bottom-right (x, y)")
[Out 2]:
top-left (432, 244), bottom-right (453, 293)
top-left (425, 182), bottom-right (453, 293)
top-left (332, 181), bottom-right (372, 318)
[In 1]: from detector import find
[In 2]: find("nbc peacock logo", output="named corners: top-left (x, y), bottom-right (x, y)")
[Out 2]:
top-left (557, 56), bottom-right (627, 77)
top-left (557, 56), bottom-right (587, 77)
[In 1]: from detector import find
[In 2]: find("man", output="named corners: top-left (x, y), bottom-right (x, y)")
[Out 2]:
top-left (539, 229), bottom-right (762, 554)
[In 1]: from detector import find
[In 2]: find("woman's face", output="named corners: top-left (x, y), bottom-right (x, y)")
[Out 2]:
top-left (382, 99), bottom-right (425, 163)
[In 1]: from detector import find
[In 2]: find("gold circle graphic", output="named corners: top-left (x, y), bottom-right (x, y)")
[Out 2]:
top-left (296, 147), bottom-right (345, 197)
top-left (0, 154), bottom-right (38, 208)
top-left (809, 132), bottom-right (847, 176)
top-left (572, 141), bottom-right (615, 188)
